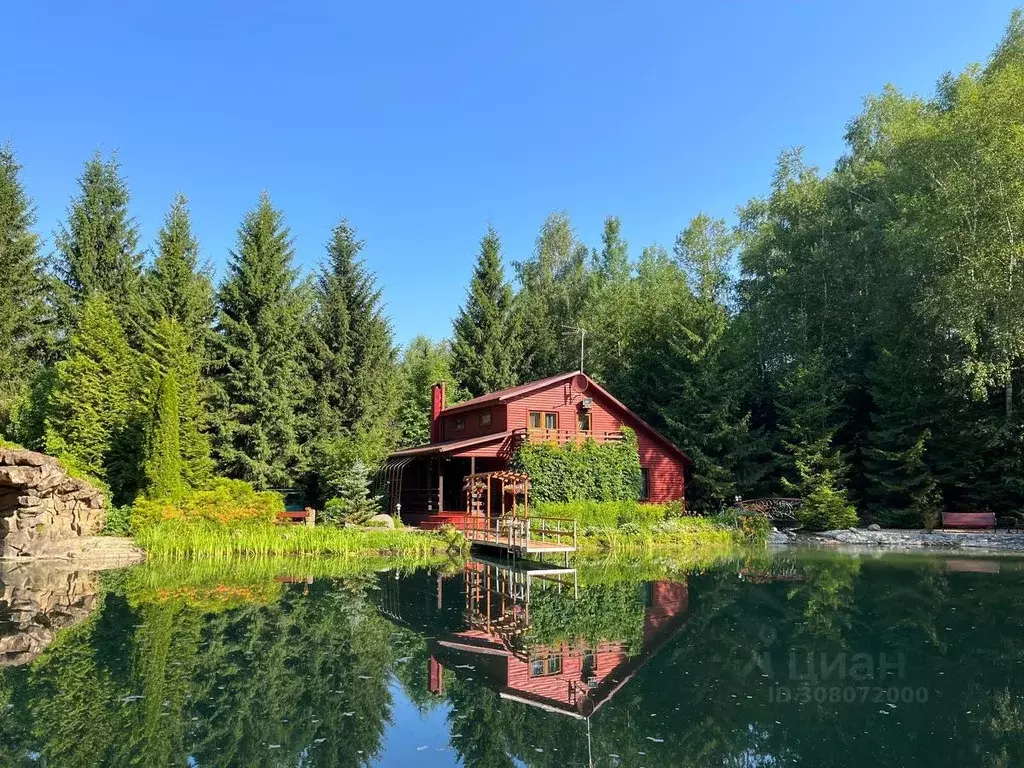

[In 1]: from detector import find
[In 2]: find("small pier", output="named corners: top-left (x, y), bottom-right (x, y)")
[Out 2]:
top-left (462, 515), bottom-right (578, 556)
top-left (459, 470), bottom-right (577, 556)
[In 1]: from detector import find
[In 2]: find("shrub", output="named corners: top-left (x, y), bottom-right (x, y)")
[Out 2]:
top-left (319, 461), bottom-right (381, 525)
top-left (131, 478), bottom-right (283, 530)
top-left (797, 485), bottom-right (859, 531)
top-left (102, 504), bottom-right (132, 536)
top-left (533, 500), bottom-right (669, 529)
top-left (511, 429), bottom-right (642, 502)
top-left (736, 512), bottom-right (770, 545)
top-left (617, 521), bottom-right (641, 536)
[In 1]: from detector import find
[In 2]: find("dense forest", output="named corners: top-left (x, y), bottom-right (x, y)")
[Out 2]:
top-left (5, 12), bottom-right (1024, 524)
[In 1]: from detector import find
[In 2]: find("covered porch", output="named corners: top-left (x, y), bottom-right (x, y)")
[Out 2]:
top-left (377, 432), bottom-right (514, 527)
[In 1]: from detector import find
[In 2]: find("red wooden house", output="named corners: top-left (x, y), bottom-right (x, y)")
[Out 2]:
top-left (382, 371), bottom-right (690, 527)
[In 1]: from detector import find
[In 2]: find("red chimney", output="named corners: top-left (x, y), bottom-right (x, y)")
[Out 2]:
top-left (431, 382), bottom-right (446, 443)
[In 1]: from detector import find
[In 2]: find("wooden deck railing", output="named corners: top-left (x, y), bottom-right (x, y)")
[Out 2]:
top-left (460, 514), bottom-right (578, 554)
top-left (513, 428), bottom-right (626, 447)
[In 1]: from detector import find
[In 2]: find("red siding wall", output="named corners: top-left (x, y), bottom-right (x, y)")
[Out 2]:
top-left (504, 382), bottom-right (686, 503)
top-left (439, 405), bottom-right (507, 442)
top-left (504, 646), bottom-right (629, 706)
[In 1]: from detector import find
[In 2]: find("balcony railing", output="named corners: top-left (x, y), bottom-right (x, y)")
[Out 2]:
top-left (513, 428), bottom-right (626, 446)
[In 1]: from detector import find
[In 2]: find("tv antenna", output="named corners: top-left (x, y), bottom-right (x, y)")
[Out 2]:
top-left (562, 323), bottom-right (587, 372)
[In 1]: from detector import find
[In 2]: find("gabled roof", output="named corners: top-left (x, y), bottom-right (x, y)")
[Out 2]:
top-left (442, 372), bottom-right (692, 465)
top-left (439, 372), bottom-right (580, 416)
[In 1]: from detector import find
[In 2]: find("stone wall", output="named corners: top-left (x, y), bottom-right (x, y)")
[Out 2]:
top-left (0, 448), bottom-right (106, 558)
top-left (0, 562), bottom-right (99, 666)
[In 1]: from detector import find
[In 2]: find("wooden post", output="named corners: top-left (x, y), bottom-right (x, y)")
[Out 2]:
top-left (486, 477), bottom-right (492, 530)
top-left (437, 457), bottom-right (444, 513)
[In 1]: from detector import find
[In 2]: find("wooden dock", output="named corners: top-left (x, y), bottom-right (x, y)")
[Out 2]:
top-left (462, 515), bottom-right (578, 556)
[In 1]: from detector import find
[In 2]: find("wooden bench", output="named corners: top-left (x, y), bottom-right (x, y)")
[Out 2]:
top-left (277, 509), bottom-right (312, 525)
top-left (941, 512), bottom-right (996, 530)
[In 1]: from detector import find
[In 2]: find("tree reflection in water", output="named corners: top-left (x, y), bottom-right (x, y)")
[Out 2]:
top-left (0, 552), bottom-right (1020, 767)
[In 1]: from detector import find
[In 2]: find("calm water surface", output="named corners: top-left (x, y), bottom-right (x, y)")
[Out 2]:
top-left (0, 548), bottom-right (1022, 767)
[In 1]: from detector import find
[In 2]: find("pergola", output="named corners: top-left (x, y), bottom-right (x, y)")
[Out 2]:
top-left (462, 470), bottom-right (530, 521)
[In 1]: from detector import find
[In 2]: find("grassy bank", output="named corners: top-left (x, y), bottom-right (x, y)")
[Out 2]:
top-left (574, 515), bottom-right (744, 556)
top-left (136, 520), bottom-right (464, 560)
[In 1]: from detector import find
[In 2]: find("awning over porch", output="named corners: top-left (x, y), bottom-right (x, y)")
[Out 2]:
top-left (388, 431), bottom-right (513, 458)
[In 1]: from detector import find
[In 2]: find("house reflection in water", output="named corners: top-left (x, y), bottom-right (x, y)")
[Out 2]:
top-left (427, 557), bottom-right (690, 718)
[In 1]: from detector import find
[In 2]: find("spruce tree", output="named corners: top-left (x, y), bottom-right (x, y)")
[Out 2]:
top-left (662, 215), bottom-right (752, 510)
top-left (451, 226), bottom-right (520, 397)
top-left (306, 219), bottom-right (399, 475)
top-left (53, 152), bottom-right (143, 336)
top-left (321, 460), bottom-right (381, 525)
top-left (144, 371), bottom-right (184, 500)
top-left (145, 194), bottom-right (214, 340)
top-left (776, 357), bottom-right (858, 530)
top-left (863, 348), bottom-right (941, 527)
top-left (44, 294), bottom-right (142, 498)
top-left (212, 193), bottom-right (307, 489)
top-left (143, 198), bottom-right (215, 489)
top-left (0, 143), bottom-right (52, 438)
top-left (583, 217), bottom-right (634, 382)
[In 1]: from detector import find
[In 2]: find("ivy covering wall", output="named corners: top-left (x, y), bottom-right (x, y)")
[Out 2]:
top-left (511, 428), bottom-right (642, 503)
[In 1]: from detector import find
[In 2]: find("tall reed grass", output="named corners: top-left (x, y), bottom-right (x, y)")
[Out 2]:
top-left (136, 520), bottom-right (462, 560)
top-left (577, 516), bottom-right (736, 555)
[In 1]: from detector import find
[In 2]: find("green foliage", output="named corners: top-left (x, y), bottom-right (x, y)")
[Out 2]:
top-left (131, 478), bottom-right (284, 530)
top-left (397, 335), bottom-right (465, 447)
top-left (53, 151), bottom-right (143, 336)
top-left (513, 212), bottom-right (591, 379)
top-left (144, 317), bottom-right (213, 490)
top-left (512, 429), bottom-right (642, 502)
top-left (210, 192), bottom-right (308, 489)
top-left (533, 499), bottom-right (669, 528)
top-left (304, 218), bottom-right (401, 501)
top-left (451, 226), bottom-right (520, 397)
top-left (0, 143), bottom-right (53, 440)
top-left (524, 581), bottom-right (647, 652)
top-left (319, 460), bottom-right (381, 525)
top-left (6, 361), bottom-right (56, 451)
top-left (144, 193), bottom-right (214, 340)
top-left (777, 358), bottom-right (859, 531)
top-left (43, 294), bottom-right (144, 503)
top-left (102, 504), bottom-right (132, 536)
top-left (863, 348), bottom-right (941, 526)
top-left (135, 519), bottom-right (450, 559)
top-left (144, 371), bottom-right (184, 500)
top-left (735, 512), bottom-right (771, 545)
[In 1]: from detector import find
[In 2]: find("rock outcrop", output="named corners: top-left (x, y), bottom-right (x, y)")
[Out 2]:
top-left (0, 562), bottom-right (99, 666)
top-left (0, 448), bottom-right (106, 558)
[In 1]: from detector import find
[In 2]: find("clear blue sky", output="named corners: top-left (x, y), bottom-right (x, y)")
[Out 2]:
top-left (5, 1), bottom-right (1019, 344)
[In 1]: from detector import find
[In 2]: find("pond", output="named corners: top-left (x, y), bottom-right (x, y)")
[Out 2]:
top-left (0, 548), bottom-right (1022, 767)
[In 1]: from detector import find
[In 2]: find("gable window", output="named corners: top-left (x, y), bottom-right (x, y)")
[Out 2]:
top-left (478, 410), bottom-right (492, 427)
top-left (529, 654), bottom-right (563, 677)
top-left (640, 468), bottom-right (650, 500)
top-left (545, 412), bottom-right (558, 430)
top-left (453, 416), bottom-right (465, 432)
top-left (578, 411), bottom-right (592, 431)
top-left (529, 411), bottom-right (542, 429)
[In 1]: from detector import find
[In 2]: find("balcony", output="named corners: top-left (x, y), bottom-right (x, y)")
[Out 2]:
top-left (513, 428), bottom-right (626, 447)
